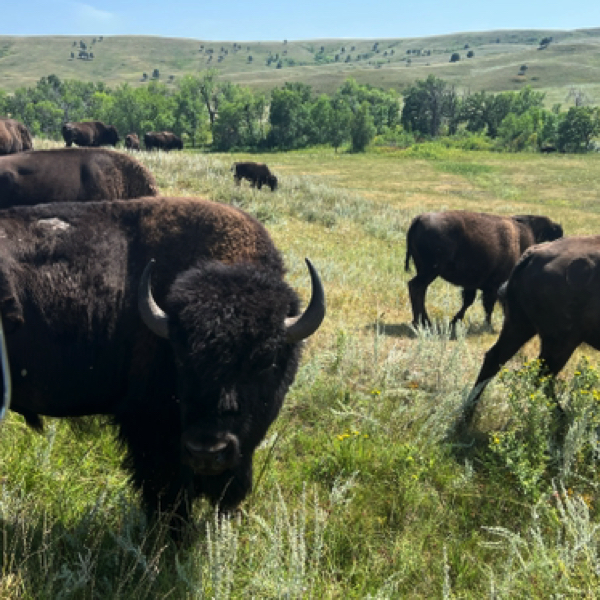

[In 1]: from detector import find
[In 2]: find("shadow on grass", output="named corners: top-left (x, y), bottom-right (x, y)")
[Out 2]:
top-left (365, 322), bottom-right (418, 338)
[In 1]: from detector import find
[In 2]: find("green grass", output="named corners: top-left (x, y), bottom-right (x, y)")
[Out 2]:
top-left (1, 28), bottom-right (600, 103)
top-left (3, 141), bottom-right (600, 597)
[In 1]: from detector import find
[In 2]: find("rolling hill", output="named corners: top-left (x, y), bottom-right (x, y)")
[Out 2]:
top-left (1, 28), bottom-right (600, 104)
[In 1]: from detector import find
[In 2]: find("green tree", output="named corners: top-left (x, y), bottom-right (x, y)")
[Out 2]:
top-left (174, 75), bottom-right (209, 147)
top-left (556, 106), bottom-right (600, 152)
top-left (350, 101), bottom-right (376, 152)
top-left (267, 83), bottom-right (313, 149)
top-left (212, 86), bottom-right (267, 150)
top-left (401, 75), bottom-right (454, 138)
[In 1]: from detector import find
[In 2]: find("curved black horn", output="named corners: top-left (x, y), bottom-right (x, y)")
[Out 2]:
top-left (138, 260), bottom-right (169, 339)
top-left (285, 258), bottom-right (326, 343)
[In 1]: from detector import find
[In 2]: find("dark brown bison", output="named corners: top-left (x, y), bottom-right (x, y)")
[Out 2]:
top-left (0, 197), bottom-right (325, 536)
top-left (144, 131), bottom-right (183, 151)
top-left (0, 118), bottom-right (34, 155)
top-left (125, 133), bottom-right (140, 150)
top-left (464, 236), bottom-right (600, 428)
top-left (0, 148), bottom-right (158, 208)
top-left (404, 211), bottom-right (563, 328)
top-left (233, 162), bottom-right (278, 191)
top-left (62, 120), bottom-right (119, 148)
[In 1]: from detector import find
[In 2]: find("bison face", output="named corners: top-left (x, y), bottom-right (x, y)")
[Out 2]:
top-left (138, 259), bottom-right (325, 477)
top-left (268, 175), bottom-right (278, 191)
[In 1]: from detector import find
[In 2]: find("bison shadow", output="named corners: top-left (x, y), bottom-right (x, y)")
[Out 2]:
top-left (366, 320), bottom-right (496, 340)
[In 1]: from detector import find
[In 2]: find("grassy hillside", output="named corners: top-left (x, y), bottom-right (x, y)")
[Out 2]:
top-left (1, 141), bottom-right (600, 597)
top-left (1, 28), bottom-right (600, 103)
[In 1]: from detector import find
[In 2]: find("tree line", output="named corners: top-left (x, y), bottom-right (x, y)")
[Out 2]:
top-left (0, 71), bottom-right (597, 153)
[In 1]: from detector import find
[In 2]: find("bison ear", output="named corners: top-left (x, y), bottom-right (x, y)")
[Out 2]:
top-left (285, 258), bottom-right (326, 343)
top-left (138, 260), bottom-right (170, 339)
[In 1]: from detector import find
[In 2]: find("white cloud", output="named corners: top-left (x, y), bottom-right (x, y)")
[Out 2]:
top-left (72, 2), bottom-right (121, 31)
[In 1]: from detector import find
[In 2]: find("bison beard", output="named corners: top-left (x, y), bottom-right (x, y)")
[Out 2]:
top-left (404, 211), bottom-right (563, 329)
top-left (0, 197), bottom-right (325, 537)
top-left (463, 236), bottom-right (600, 429)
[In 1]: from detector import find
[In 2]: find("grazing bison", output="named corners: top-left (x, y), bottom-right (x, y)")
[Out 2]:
top-left (0, 118), bottom-right (33, 155)
top-left (464, 236), bottom-right (600, 427)
top-left (0, 148), bottom-right (158, 208)
top-left (144, 131), bottom-right (183, 151)
top-left (0, 197), bottom-right (325, 535)
top-left (233, 162), bottom-right (278, 191)
top-left (405, 211), bottom-right (563, 328)
top-left (62, 120), bottom-right (119, 148)
top-left (125, 133), bottom-right (141, 150)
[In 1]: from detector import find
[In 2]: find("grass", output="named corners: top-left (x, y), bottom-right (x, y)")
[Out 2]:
top-left (1, 29), bottom-right (600, 103)
top-left (2, 140), bottom-right (600, 597)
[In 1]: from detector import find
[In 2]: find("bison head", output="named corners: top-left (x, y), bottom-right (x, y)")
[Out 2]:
top-left (138, 258), bottom-right (324, 476)
top-left (267, 175), bottom-right (278, 191)
top-left (107, 125), bottom-right (120, 146)
top-left (513, 215), bottom-right (563, 244)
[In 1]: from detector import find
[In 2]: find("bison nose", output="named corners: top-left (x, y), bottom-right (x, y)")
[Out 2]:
top-left (183, 433), bottom-right (239, 474)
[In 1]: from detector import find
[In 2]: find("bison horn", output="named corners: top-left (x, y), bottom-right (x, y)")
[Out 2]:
top-left (285, 258), bottom-right (326, 343)
top-left (138, 259), bottom-right (170, 339)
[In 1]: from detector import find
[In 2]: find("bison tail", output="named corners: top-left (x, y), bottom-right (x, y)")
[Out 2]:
top-left (404, 217), bottom-right (419, 272)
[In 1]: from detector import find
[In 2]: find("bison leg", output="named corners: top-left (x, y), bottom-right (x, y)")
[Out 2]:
top-left (481, 288), bottom-right (498, 328)
top-left (234, 176), bottom-right (241, 186)
top-left (408, 273), bottom-right (436, 327)
top-left (451, 288), bottom-right (477, 326)
top-left (117, 413), bottom-right (193, 535)
top-left (537, 336), bottom-right (580, 438)
top-left (463, 318), bottom-right (536, 427)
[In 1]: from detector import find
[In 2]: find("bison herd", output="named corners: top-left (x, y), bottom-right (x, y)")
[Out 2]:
top-left (0, 114), bottom-right (598, 540)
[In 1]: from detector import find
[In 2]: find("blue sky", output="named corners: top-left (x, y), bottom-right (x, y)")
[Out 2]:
top-left (2, 1), bottom-right (599, 41)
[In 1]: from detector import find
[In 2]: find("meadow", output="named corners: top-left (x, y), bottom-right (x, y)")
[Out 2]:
top-left (2, 141), bottom-right (600, 598)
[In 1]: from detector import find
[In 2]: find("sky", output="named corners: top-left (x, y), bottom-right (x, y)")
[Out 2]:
top-left (1, 0), bottom-right (599, 41)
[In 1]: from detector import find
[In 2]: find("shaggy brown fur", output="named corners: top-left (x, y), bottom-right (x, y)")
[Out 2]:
top-left (62, 120), bottom-right (119, 147)
top-left (125, 133), bottom-right (140, 150)
top-left (404, 211), bottom-right (563, 328)
top-left (0, 196), bottom-right (321, 537)
top-left (0, 118), bottom-right (34, 155)
top-left (144, 131), bottom-right (183, 151)
top-left (465, 236), bottom-right (600, 427)
top-left (0, 148), bottom-right (158, 208)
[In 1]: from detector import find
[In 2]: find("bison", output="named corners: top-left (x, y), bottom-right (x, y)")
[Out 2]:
top-left (0, 118), bottom-right (33, 155)
top-left (0, 196), bottom-right (325, 536)
top-left (463, 236), bottom-right (600, 427)
top-left (62, 120), bottom-right (119, 148)
top-left (0, 148), bottom-right (158, 208)
top-left (144, 131), bottom-right (183, 151)
top-left (125, 133), bottom-right (141, 151)
top-left (233, 162), bottom-right (278, 191)
top-left (404, 211), bottom-right (563, 329)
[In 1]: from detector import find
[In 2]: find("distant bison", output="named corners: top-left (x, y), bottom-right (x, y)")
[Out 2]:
top-left (233, 162), bottom-right (278, 191)
top-left (0, 148), bottom-right (158, 208)
top-left (125, 133), bottom-right (141, 150)
top-left (62, 120), bottom-right (119, 148)
top-left (404, 211), bottom-right (563, 328)
top-left (0, 118), bottom-right (33, 155)
top-left (144, 131), bottom-right (183, 151)
top-left (0, 196), bottom-right (325, 536)
top-left (540, 145), bottom-right (558, 154)
top-left (464, 236), bottom-right (600, 427)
